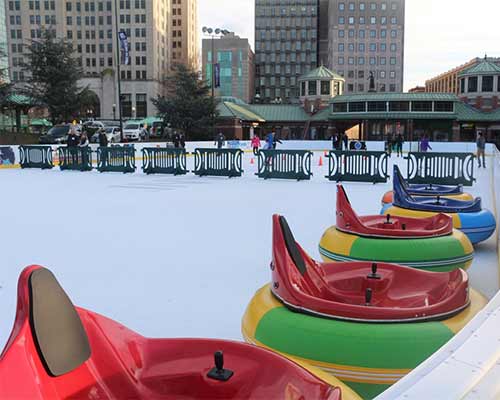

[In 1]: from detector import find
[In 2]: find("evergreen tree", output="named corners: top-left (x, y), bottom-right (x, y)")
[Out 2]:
top-left (23, 29), bottom-right (83, 124)
top-left (153, 64), bottom-right (218, 140)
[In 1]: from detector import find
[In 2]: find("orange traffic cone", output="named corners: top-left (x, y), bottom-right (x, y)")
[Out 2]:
top-left (319, 156), bottom-right (323, 167)
top-left (324, 151), bottom-right (328, 157)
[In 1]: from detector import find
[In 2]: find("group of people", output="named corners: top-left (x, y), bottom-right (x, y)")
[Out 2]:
top-left (173, 133), bottom-right (186, 149)
top-left (67, 127), bottom-right (89, 148)
top-left (386, 133), bottom-right (406, 157)
top-left (331, 133), bottom-right (350, 151)
top-left (249, 131), bottom-right (282, 154)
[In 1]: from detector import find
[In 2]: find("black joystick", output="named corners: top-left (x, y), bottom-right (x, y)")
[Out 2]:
top-left (368, 263), bottom-right (381, 280)
top-left (435, 195), bottom-right (442, 205)
top-left (402, 223), bottom-right (407, 231)
top-left (365, 288), bottom-right (373, 306)
top-left (385, 214), bottom-right (391, 224)
top-left (207, 351), bottom-right (234, 382)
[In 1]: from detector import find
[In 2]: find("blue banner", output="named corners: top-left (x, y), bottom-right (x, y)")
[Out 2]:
top-left (214, 63), bottom-right (220, 88)
top-left (118, 30), bottom-right (130, 65)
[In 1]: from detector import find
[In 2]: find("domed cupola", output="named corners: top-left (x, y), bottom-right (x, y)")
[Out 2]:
top-left (298, 65), bottom-right (345, 114)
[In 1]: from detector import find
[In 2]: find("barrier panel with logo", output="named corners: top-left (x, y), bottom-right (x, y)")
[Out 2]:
top-left (142, 147), bottom-right (187, 175)
top-left (406, 152), bottom-right (476, 186)
top-left (97, 146), bottom-right (136, 173)
top-left (256, 150), bottom-right (313, 181)
top-left (58, 147), bottom-right (93, 171)
top-left (326, 151), bottom-right (389, 183)
top-left (19, 146), bottom-right (54, 169)
top-left (193, 148), bottom-right (243, 178)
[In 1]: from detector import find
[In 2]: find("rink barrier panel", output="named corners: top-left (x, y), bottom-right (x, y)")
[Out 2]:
top-left (19, 145), bottom-right (54, 169)
top-left (255, 150), bottom-right (313, 181)
top-left (97, 146), bottom-right (136, 173)
top-left (58, 147), bottom-right (93, 172)
top-left (141, 148), bottom-right (187, 175)
top-left (325, 151), bottom-right (389, 184)
top-left (406, 152), bottom-right (476, 186)
top-left (192, 148), bottom-right (243, 178)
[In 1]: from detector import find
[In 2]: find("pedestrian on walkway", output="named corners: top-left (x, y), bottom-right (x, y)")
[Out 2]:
top-left (476, 131), bottom-right (486, 168)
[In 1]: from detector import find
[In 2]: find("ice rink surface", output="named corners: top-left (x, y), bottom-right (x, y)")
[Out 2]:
top-left (0, 153), bottom-right (497, 351)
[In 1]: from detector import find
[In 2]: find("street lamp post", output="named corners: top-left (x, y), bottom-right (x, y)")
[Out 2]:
top-left (114, 0), bottom-right (124, 142)
top-left (202, 27), bottom-right (230, 139)
top-left (112, 104), bottom-right (116, 120)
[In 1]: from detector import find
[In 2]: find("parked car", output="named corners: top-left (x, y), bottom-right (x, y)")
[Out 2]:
top-left (39, 124), bottom-right (81, 144)
top-left (123, 122), bottom-right (147, 141)
top-left (90, 127), bottom-right (121, 144)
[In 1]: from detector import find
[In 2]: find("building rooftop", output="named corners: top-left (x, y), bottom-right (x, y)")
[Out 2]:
top-left (458, 58), bottom-right (500, 77)
top-left (298, 65), bottom-right (344, 82)
top-left (330, 92), bottom-right (458, 103)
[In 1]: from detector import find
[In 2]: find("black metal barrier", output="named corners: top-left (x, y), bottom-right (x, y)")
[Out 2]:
top-left (58, 147), bottom-right (93, 171)
top-left (97, 146), bottom-right (136, 173)
top-left (142, 147), bottom-right (187, 175)
top-left (19, 146), bottom-right (54, 169)
top-left (326, 151), bottom-right (389, 184)
top-left (406, 152), bottom-right (475, 186)
top-left (193, 148), bottom-right (243, 178)
top-left (256, 150), bottom-right (313, 181)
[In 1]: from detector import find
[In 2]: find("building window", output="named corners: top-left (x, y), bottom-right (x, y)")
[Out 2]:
top-left (412, 101), bottom-right (433, 112)
top-left (434, 102), bottom-right (454, 112)
top-left (339, 2), bottom-right (345, 11)
top-left (349, 102), bottom-right (366, 112)
top-left (368, 101), bottom-right (386, 112)
top-left (321, 81), bottom-right (330, 95)
top-left (308, 81), bottom-right (317, 95)
top-left (333, 102), bottom-right (348, 112)
top-left (468, 77), bottom-right (478, 92)
top-left (389, 101), bottom-right (410, 111)
top-left (136, 94), bottom-right (147, 117)
top-left (482, 76), bottom-right (494, 92)
top-left (460, 78), bottom-right (465, 94)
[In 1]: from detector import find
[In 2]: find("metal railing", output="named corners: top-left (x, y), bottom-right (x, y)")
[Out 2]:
top-left (326, 151), bottom-right (389, 184)
top-left (97, 146), bottom-right (136, 173)
top-left (256, 150), bottom-right (313, 181)
top-left (58, 147), bottom-right (93, 171)
top-left (142, 147), bottom-right (187, 175)
top-left (19, 145), bottom-right (54, 169)
top-left (193, 148), bottom-right (243, 178)
top-left (406, 152), bottom-right (476, 186)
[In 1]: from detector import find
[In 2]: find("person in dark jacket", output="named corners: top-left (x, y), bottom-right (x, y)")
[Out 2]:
top-left (215, 132), bottom-right (226, 149)
top-left (173, 133), bottom-right (180, 148)
top-left (396, 133), bottom-right (404, 157)
top-left (179, 133), bottom-right (186, 149)
top-left (272, 133), bottom-right (282, 150)
top-left (342, 133), bottom-right (349, 151)
top-left (98, 129), bottom-right (108, 147)
top-left (332, 133), bottom-right (339, 150)
top-left (476, 132), bottom-right (486, 168)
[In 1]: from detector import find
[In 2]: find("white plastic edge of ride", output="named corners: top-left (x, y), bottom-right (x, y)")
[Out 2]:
top-left (375, 146), bottom-right (500, 400)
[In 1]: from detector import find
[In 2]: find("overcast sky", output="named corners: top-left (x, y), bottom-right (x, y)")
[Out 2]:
top-left (199, 0), bottom-right (500, 90)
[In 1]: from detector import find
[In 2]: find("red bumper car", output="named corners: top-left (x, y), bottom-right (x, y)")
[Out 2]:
top-left (272, 215), bottom-right (470, 323)
top-left (0, 266), bottom-right (342, 399)
top-left (337, 185), bottom-right (453, 239)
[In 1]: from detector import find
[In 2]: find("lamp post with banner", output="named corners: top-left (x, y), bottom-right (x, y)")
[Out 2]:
top-left (114, 0), bottom-right (130, 142)
top-left (202, 27), bottom-right (230, 138)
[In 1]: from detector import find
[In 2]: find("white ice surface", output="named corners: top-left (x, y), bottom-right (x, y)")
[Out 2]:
top-left (0, 152), bottom-right (497, 353)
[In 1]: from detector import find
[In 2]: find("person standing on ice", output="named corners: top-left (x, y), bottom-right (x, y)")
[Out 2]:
top-left (419, 135), bottom-right (432, 152)
top-left (396, 133), bottom-right (404, 157)
top-left (476, 131), bottom-right (486, 168)
top-left (215, 132), bottom-right (225, 149)
top-left (265, 131), bottom-right (274, 150)
top-left (98, 129), bottom-right (108, 148)
top-left (342, 132), bottom-right (349, 151)
top-left (251, 135), bottom-right (261, 155)
top-left (272, 132), bottom-right (283, 150)
top-left (331, 133), bottom-right (339, 151)
top-left (78, 133), bottom-right (89, 147)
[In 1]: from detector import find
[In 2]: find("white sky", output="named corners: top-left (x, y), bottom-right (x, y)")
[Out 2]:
top-left (198, 0), bottom-right (500, 91)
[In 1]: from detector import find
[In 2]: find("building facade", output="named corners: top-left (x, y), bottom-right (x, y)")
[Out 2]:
top-left (202, 33), bottom-right (255, 104)
top-left (327, 0), bottom-right (405, 94)
top-left (170, 0), bottom-right (199, 71)
top-left (255, 0), bottom-right (320, 104)
top-left (458, 58), bottom-right (500, 112)
top-left (5, 0), bottom-right (172, 119)
top-left (426, 57), bottom-right (500, 95)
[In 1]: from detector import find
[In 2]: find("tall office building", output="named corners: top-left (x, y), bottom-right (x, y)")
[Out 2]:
top-left (328, 0), bottom-right (405, 93)
top-left (170, 0), bottom-right (199, 71)
top-left (202, 33), bottom-right (255, 104)
top-left (0, 0), bottom-right (8, 81)
top-left (5, 0), bottom-right (172, 119)
top-left (254, 0), bottom-right (320, 104)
